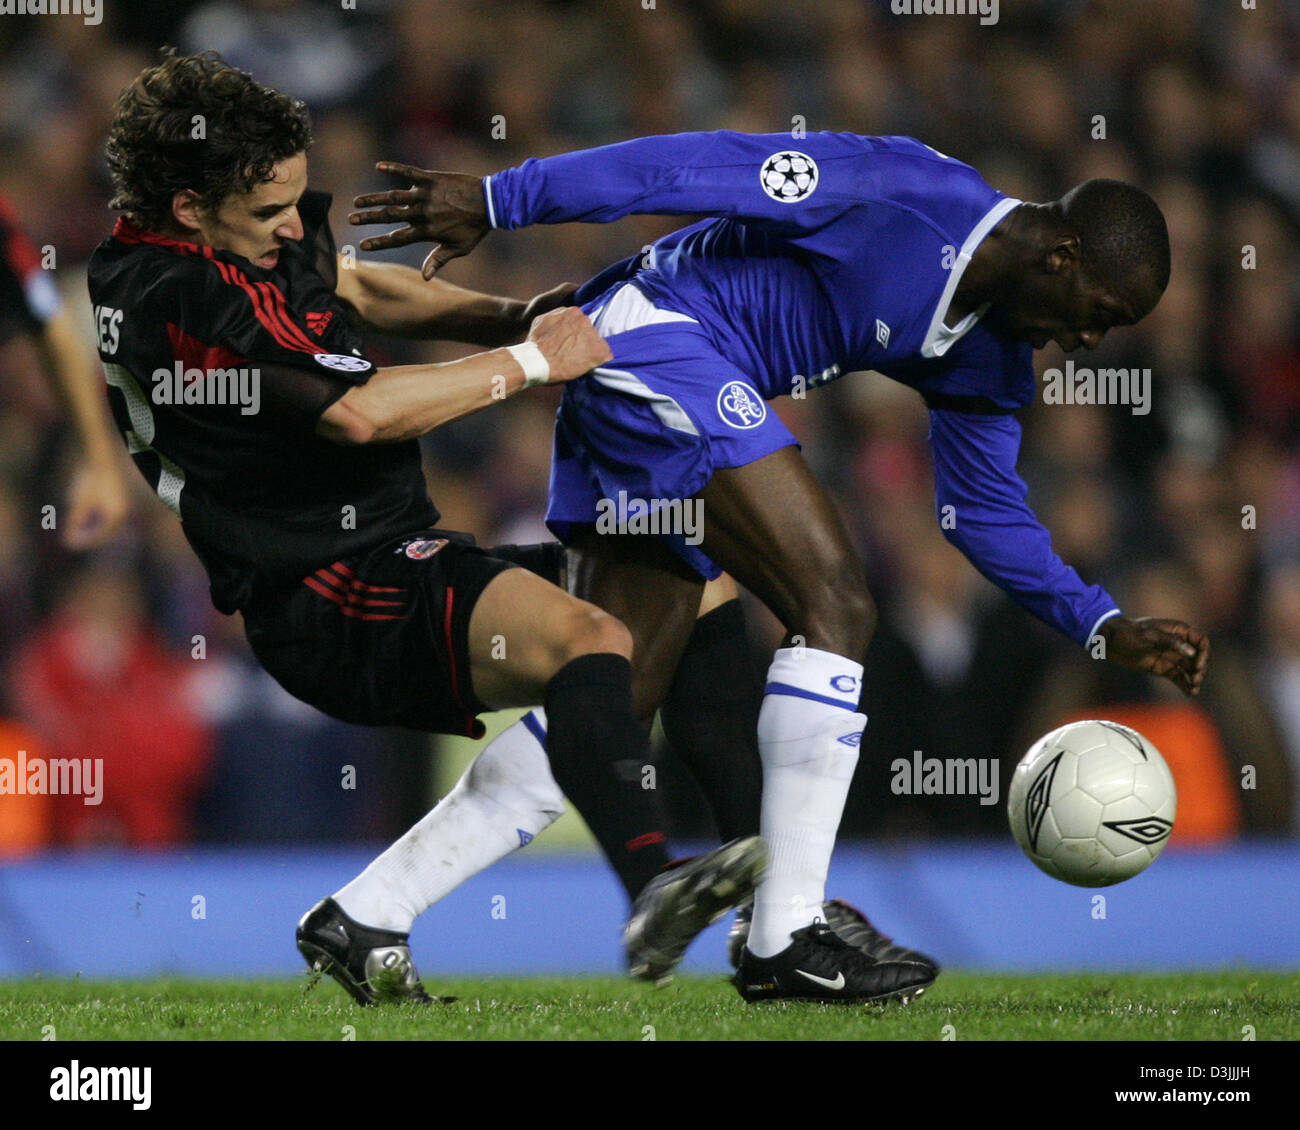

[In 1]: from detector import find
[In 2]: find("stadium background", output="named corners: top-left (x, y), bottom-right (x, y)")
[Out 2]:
top-left (0, 0), bottom-right (1297, 977)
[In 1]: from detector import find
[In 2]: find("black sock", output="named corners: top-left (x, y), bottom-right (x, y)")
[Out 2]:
top-left (660, 599), bottom-right (763, 842)
top-left (543, 652), bottom-right (670, 900)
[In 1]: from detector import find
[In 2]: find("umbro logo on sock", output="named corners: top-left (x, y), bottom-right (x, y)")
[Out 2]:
top-left (517, 829), bottom-right (533, 846)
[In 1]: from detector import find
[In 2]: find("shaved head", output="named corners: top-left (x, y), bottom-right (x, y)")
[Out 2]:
top-left (1058, 179), bottom-right (1170, 300)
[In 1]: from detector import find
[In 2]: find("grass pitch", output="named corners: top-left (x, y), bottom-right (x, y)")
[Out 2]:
top-left (0, 971), bottom-right (1296, 1040)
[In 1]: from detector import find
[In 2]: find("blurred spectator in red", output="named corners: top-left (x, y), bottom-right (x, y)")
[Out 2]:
top-left (11, 562), bottom-right (211, 847)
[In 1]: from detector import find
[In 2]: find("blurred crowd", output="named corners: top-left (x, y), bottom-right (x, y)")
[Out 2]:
top-left (0, 0), bottom-right (1297, 851)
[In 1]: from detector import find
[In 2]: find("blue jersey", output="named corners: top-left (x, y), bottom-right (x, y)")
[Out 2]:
top-left (487, 131), bottom-right (1119, 646)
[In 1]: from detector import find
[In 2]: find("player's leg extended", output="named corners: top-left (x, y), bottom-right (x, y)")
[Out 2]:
top-left (333, 565), bottom-right (671, 937)
top-left (330, 551), bottom-right (760, 985)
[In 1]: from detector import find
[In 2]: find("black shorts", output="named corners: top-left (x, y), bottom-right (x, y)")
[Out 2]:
top-left (243, 529), bottom-right (520, 737)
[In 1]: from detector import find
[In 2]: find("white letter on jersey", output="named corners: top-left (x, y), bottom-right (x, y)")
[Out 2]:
top-left (95, 305), bottom-right (123, 354)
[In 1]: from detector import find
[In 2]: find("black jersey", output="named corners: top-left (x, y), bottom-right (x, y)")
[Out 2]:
top-left (0, 195), bottom-right (61, 345)
top-left (87, 191), bottom-right (436, 613)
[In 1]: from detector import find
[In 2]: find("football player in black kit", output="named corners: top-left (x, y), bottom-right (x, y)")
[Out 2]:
top-left (89, 50), bottom-right (766, 1003)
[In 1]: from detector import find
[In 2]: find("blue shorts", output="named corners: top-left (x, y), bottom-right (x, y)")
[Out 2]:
top-left (546, 284), bottom-right (798, 578)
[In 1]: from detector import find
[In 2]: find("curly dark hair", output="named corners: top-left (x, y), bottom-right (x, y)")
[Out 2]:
top-left (105, 48), bottom-right (313, 230)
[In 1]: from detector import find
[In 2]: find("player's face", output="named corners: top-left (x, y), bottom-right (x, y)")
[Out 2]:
top-left (1000, 242), bottom-right (1160, 352)
top-left (195, 151), bottom-right (308, 269)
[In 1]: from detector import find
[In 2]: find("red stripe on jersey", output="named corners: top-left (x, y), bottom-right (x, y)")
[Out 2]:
top-left (113, 217), bottom-right (321, 356)
top-left (209, 259), bottom-right (298, 356)
top-left (113, 217), bottom-right (209, 256)
top-left (218, 260), bottom-right (316, 357)
top-left (165, 323), bottom-right (248, 373)
top-left (257, 280), bottom-right (320, 353)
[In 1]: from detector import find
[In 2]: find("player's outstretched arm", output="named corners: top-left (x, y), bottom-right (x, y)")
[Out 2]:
top-left (351, 131), bottom-right (871, 276)
top-left (927, 406), bottom-right (1210, 696)
top-left (334, 257), bottom-right (577, 345)
top-left (316, 305), bottom-right (610, 444)
top-left (34, 305), bottom-right (132, 548)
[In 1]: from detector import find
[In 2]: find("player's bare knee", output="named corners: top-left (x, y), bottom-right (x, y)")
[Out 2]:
top-left (557, 602), bottom-right (633, 664)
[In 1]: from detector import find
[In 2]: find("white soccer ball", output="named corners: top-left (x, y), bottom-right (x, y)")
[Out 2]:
top-left (1007, 719), bottom-right (1177, 887)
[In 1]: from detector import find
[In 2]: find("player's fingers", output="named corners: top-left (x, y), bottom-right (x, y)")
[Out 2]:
top-left (1147, 623), bottom-right (1197, 661)
top-left (421, 245), bottom-right (459, 279)
top-left (358, 226), bottom-right (420, 251)
top-left (1186, 636), bottom-right (1210, 694)
top-left (1172, 646), bottom-right (1206, 696)
top-left (351, 188), bottom-right (421, 209)
top-left (1196, 637), bottom-right (1211, 677)
top-left (376, 160), bottom-right (434, 182)
top-left (349, 205), bottom-right (417, 227)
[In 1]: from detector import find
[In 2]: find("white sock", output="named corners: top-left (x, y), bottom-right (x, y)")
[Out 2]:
top-left (747, 647), bottom-right (865, 958)
top-left (333, 710), bottom-right (563, 932)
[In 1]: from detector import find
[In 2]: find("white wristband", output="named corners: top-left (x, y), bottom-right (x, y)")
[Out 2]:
top-left (507, 341), bottom-right (550, 388)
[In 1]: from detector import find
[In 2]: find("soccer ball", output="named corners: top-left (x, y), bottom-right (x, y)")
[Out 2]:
top-left (1007, 720), bottom-right (1176, 887)
top-left (760, 151), bottom-right (818, 201)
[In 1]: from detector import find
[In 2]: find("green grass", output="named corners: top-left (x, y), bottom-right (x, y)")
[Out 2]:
top-left (1, 972), bottom-right (1297, 1040)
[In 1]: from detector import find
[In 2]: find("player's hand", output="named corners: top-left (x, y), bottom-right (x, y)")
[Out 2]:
top-left (1097, 615), bottom-right (1210, 697)
top-left (62, 458), bottom-right (131, 550)
top-left (350, 164), bottom-right (489, 279)
top-left (526, 306), bottom-right (612, 385)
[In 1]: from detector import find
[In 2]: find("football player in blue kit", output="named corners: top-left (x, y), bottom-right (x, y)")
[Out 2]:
top-left (353, 131), bottom-right (1210, 1003)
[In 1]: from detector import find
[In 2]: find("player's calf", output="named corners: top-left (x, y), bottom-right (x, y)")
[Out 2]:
top-left (796, 555), bottom-right (878, 661)
top-left (466, 566), bottom-right (674, 899)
